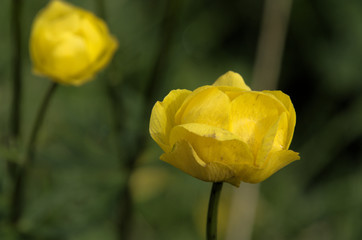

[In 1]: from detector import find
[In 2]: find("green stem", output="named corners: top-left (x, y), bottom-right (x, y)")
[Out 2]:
top-left (7, 0), bottom-right (23, 182)
top-left (93, 0), bottom-right (132, 239)
top-left (95, 0), bottom-right (106, 19)
top-left (25, 83), bottom-right (58, 166)
top-left (95, 0), bottom-right (182, 238)
top-left (207, 182), bottom-right (224, 240)
top-left (10, 82), bottom-right (58, 225)
top-left (144, 0), bottom-right (181, 105)
top-left (10, 0), bottom-right (23, 139)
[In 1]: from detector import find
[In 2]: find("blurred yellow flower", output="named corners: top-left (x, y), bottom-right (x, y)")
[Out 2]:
top-left (30, 0), bottom-right (118, 85)
top-left (149, 71), bottom-right (300, 186)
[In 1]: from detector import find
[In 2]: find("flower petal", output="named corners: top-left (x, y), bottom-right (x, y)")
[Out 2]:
top-left (169, 123), bottom-right (254, 167)
top-left (161, 140), bottom-right (241, 186)
top-left (175, 87), bottom-right (231, 130)
top-left (149, 102), bottom-right (169, 152)
top-left (230, 91), bottom-right (286, 156)
top-left (263, 90), bottom-right (296, 148)
top-left (256, 112), bottom-right (288, 166)
top-left (212, 71), bottom-right (251, 91)
top-left (237, 150), bottom-right (300, 183)
top-left (149, 89), bottom-right (191, 152)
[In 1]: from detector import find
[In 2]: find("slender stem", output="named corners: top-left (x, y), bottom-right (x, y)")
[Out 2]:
top-left (144, 0), bottom-right (181, 105)
top-left (10, 0), bottom-right (23, 139)
top-left (95, 0), bottom-right (106, 19)
top-left (207, 182), bottom-right (224, 240)
top-left (95, 0), bottom-right (182, 238)
top-left (25, 83), bottom-right (58, 166)
top-left (93, 1), bottom-right (133, 239)
top-left (117, 170), bottom-right (134, 240)
top-left (7, 0), bottom-right (23, 182)
top-left (10, 82), bottom-right (58, 225)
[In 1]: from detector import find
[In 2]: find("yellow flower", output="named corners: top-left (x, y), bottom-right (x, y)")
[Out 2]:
top-left (30, 0), bottom-right (118, 85)
top-left (149, 71), bottom-right (300, 186)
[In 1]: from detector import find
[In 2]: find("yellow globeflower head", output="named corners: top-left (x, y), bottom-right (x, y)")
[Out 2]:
top-left (30, 0), bottom-right (118, 85)
top-left (149, 71), bottom-right (300, 186)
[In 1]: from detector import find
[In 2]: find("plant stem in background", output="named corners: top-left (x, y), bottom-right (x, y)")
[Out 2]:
top-left (207, 182), bottom-right (223, 240)
top-left (7, 0), bottom-right (23, 181)
top-left (93, 1), bottom-right (132, 239)
top-left (95, 0), bottom-right (106, 19)
top-left (252, 0), bottom-right (293, 90)
top-left (10, 82), bottom-right (58, 226)
top-left (144, 0), bottom-right (181, 104)
top-left (118, 1), bottom-right (182, 239)
top-left (9, 0), bottom-right (23, 140)
top-left (94, 0), bottom-right (182, 238)
top-left (226, 1), bottom-right (293, 239)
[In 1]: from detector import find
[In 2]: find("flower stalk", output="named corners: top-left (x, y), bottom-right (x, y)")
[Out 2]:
top-left (207, 182), bottom-right (223, 240)
top-left (10, 0), bottom-right (23, 140)
top-left (10, 82), bottom-right (58, 225)
top-left (7, 0), bottom-right (23, 184)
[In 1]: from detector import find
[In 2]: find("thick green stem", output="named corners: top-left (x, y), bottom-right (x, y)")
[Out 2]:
top-left (207, 182), bottom-right (224, 240)
top-left (10, 82), bottom-right (58, 225)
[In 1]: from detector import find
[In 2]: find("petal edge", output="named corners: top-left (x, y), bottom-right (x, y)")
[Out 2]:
top-left (213, 71), bottom-right (251, 91)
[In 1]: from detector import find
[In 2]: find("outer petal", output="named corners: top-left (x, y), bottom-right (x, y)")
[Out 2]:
top-left (169, 123), bottom-right (254, 186)
top-left (230, 91), bottom-right (286, 157)
top-left (74, 14), bottom-right (118, 85)
top-left (213, 86), bottom-right (248, 101)
top-left (263, 90), bottom-right (296, 148)
top-left (175, 87), bottom-right (231, 130)
top-left (237, 150), bottom-right (300, 183)
top-left (212, 71), bottom-right (251, 91)
top-left (149, 102), bottom-right (169, 152)
top-left (256, 112), bottom-right (288, 166)
top-left (149, 89), bottom-right (191, 152)
top-left (161, 141), bottom-right (241, 186)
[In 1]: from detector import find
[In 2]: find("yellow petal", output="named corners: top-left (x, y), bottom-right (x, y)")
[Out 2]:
top-left (52, 33), bottom-right (89, 75)
top-left (230, 91), bottom-right (286, 156)
top-left (149, 102), bottom-right (169, 152)
top-left (263, 90), bottom-right (296, 148)
top-left (37, 1), bottom-right (75, 22)
top-left (75, 14), bottom-right (118, 85)
top-left (149, 89), bottom-right (191, 152)
top-left (237, 150), bottom-right (300, 183)
top-left (211, 86), bottom-right (247, 102)
top-left (169, 123), bottom-right (254, 172)
top-left (161, 141), bottom-right (241, 186)
top-left (212, 71), bottom-right (251, 91)
top-left (256, 112), bottom-right (288, 166)
top-left (79, 15), bottom-right (105, 62)
top-left (175, 87), bottom-right (231, 130)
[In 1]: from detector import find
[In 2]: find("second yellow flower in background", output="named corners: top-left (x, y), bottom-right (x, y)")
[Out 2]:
top-left (30, 0), bottom-right (118, 85)
top-left (150, 71), bottom-right (300, 186)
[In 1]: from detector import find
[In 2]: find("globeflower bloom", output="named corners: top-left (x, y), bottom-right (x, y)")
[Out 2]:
top-left (30, 0), bottom-right (118, 85)
top-left (149, 71), bottom-right (300, 186)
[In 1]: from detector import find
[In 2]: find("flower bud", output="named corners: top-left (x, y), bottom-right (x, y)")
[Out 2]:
top-left (30, 0), bottom-right (118, 85)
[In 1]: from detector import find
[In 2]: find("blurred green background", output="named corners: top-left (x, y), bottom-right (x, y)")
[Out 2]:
top-left (1, 0), bottom-right (362, 239)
